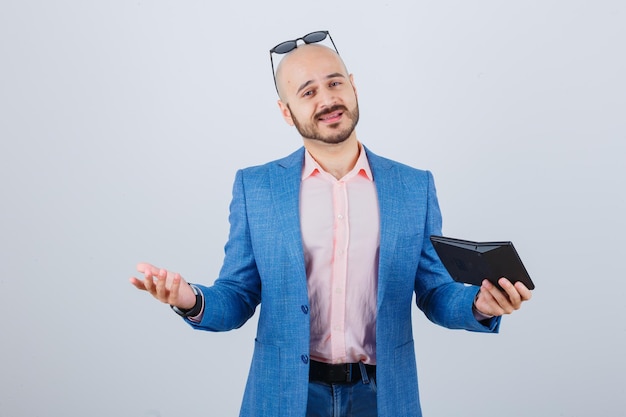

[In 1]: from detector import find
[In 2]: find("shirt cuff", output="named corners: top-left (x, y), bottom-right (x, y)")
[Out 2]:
top-left (473, 306), bottom-right (494, 322)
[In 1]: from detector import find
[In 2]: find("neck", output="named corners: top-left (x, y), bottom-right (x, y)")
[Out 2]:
top-left (303, 134), bottom-right (360, 180)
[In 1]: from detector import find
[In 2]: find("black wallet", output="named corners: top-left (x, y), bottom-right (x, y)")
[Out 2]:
top-left (430, 235), bottom-right (535, 290)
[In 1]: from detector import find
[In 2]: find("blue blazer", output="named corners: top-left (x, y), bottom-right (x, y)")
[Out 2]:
top-left (188, 146), bottom-right (500, 417)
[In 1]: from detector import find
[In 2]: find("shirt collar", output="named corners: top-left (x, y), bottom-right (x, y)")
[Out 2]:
top-left (302, 143), bottom-right (373, 181)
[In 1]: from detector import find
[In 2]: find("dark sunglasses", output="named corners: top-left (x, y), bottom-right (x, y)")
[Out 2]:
top-left (269, 30), bottom-right (340, 94)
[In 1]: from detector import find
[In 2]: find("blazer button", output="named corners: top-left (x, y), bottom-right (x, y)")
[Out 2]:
top-left (301, 305), bottom-right (309, 314)
top-left (301, 355), bottom-right (309, 364)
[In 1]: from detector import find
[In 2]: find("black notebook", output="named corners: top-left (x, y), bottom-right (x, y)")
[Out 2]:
top-left (430, 235), bottom-right (535, 290)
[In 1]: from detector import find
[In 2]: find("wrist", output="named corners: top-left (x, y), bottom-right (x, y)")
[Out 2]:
top-left (171, 284), bottom-right (203, 318)
top-left (473, 290), bottom-right (494, 320)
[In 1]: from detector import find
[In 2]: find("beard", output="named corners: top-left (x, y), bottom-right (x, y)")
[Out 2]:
top-left (288, 103), bottom-right (360, 144)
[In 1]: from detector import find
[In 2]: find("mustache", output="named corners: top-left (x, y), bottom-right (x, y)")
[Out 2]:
top-left (315, 105), bottom-right (349, 120)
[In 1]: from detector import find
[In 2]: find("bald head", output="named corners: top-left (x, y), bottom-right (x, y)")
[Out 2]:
top-left (275, 44), bottom-right (350, 101)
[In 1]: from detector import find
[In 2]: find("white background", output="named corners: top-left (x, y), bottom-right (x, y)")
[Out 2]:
top-left (1, 1), bottom-right (625, 416)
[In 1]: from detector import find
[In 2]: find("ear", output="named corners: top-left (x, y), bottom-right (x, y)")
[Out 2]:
top-left (277, 100), bottom-right (295, 126)
top-left (349, 74), bottom-right (358, 99)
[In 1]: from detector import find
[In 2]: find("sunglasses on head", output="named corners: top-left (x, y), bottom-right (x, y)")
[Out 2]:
top-left (269, 30), bottom-right (340, 94)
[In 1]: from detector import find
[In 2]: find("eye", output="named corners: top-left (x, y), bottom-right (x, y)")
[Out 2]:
top-left (329, 80), bottom-right (342, 87)
top-left (302, 89), bottom-right (315, 98)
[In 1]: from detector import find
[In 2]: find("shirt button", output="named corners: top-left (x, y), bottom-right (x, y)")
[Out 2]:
top-left (301, 355), bottom-right (309, 364)
top-left (301, 305), bottom-right (309, 314)
top-left (337, 214), bottom-right (344, 219)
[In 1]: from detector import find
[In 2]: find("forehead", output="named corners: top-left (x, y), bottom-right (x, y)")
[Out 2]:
top-left (276, 45), bottom-right (348, 94)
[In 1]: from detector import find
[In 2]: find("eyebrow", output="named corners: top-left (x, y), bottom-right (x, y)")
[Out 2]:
top-left (296, 72), bottom-right (346, 95)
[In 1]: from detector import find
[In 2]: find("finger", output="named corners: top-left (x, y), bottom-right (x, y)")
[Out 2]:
top-left (477, 282), bottom-right (504, 316)
top-left (498, 278), bottom-right (522, 308)
top-left (155, 269), bottom-right (169, 302)
top-left (137, 262), bottom-right (158, 275)
top-left (483, 279), bottom-right (514, 314)
top-left (142, 270), bottom-right (156, 293)
top-left (169, 273), bottom-right (182, 304)
top-left (129, 277), bottom-right (147, 290)
top-left (515, 281), bottom-right (533, 301)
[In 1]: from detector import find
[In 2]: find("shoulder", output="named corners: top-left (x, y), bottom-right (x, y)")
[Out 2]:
top-left (230, 148), bottom-right (304, 194)
top-left (239, 147), bottom-right (305, 176)
top-left (364, 145), bottom-right (434, 183)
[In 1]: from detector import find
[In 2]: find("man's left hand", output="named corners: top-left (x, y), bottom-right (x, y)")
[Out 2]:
top-left (474, 278), bottom-right (532, 317)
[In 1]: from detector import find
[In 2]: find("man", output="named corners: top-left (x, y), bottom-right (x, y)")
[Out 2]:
top-left (130, 31), bottom-right (532, 417)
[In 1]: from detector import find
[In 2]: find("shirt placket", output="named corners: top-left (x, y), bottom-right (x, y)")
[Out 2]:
top-left (330, 180), bottom-right (349, 363)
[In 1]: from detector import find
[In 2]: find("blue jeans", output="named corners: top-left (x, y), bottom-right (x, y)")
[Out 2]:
top-left (306, 364), bottom-right (378, 417)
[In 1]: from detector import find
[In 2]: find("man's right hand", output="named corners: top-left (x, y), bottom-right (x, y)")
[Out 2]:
top-left (129, 262), bottom-right (196, 309)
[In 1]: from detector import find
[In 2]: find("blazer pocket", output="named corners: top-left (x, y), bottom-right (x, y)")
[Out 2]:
top-left (393, 339), bottom-right (420, 412)
top-left (244, 339), bottom-right (282, 412)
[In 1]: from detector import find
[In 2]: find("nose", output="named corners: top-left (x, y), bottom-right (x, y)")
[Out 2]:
top-left (316, 86), bottom-right (337, 109)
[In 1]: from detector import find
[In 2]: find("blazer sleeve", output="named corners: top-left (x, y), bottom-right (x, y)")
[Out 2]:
top-left (185, 169), bottom-right (263, 332)
top-left (414, 171), bottom-right (500, 333)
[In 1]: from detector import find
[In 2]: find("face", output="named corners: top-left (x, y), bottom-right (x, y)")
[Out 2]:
top-left (276, 45), bottom-right (359, 145)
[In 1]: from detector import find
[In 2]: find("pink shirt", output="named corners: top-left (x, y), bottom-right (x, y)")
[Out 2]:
top-left (300, 146), bottom-right (380, 365)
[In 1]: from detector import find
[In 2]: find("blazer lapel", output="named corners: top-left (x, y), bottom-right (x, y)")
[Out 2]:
top-left (269, 148), bottom-right (307, 275)
top-left (365, 148), bottom-right (403, 310)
